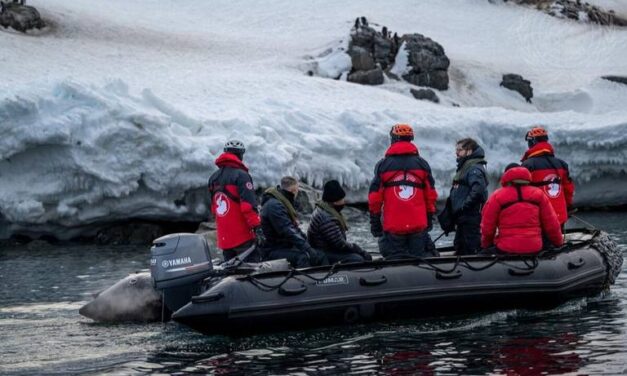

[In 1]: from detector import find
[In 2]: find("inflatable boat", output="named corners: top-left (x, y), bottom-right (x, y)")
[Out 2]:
top-left (149, 228), bottom-right (623, 335)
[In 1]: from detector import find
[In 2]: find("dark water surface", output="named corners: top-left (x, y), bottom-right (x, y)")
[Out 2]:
top-left (1, 212), bottom-right (626, 375)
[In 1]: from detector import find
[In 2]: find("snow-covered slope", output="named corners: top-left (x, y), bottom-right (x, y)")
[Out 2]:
top-left (1, 0), bottom-right (626, 238)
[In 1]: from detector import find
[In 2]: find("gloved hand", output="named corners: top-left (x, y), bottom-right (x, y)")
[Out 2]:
top-left (370, 213), bottom-right (383, 238)
top-left (349, 243), bottom-right (372, 261)
top-left (427, 213), bottom-right (434, 232)
top-left (253, 226), bottom-right (266, 248)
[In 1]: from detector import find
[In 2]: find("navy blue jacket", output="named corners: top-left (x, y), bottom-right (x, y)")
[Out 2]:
top-left (449, 147), bottom-right (488, 224)
top-left (260, 189), bottom-right (313, 253)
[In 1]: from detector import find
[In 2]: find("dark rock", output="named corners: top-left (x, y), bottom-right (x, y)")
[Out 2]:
top-left (500, 73), bottom-right (534, 102)
top-left (403, 70), bottom-right (449, 91)
top-left (511, 0), bottom-right (627, 27)
top-left (408, 50), bottom-right (450, 71)
top-left (348, 67), bottom-right (384, 85)
top-left (0, 1), bottom-right (46, 33)
top-left (348, 46), bottom-right (375, 71)
top-left (410, 88), bottom-right (440, 103)
top-left (602, 75), bottom-right (627, 85)
top-left (400, 33), bottom-right (450, 90)
top-left (351, 26), bottom-right (377, 50)
top-left (373, 35), bottom-right (393, 69)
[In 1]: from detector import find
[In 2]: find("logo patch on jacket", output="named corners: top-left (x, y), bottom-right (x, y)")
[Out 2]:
top-left (543, 174), bottom-right (561, 198)
top-left (214, 192), bottom-right (230, 216)
top-left (393, 174), bottom-right (417, 201)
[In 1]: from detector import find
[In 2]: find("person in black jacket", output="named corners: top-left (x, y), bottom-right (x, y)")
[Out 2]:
top-left (261, 176), bottom-right (328, 268)
top-left (446, 138), bottom-right (488, 255)
top-left (307, 180), bottom-right (372, 263)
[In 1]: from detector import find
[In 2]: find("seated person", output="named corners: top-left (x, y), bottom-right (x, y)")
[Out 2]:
top-left (480, 164), bottom-right (563, 254)
top-left (307, 180), bottom-right (372, 263)
top-left (260, 176), bottom-right (327, 268)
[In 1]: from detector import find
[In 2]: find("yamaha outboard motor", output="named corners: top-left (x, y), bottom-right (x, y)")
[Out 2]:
top-left (150, 233), bottom-right (214, 313)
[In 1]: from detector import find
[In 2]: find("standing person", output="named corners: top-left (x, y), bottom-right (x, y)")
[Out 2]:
top-left (207, 140), bottom-right (264, 262)
top-left (368, 124), bottom-right (439, 259)
top-left (481, 163), bottom-right (563, 254)
top-left (521, 126), bottom-right (575, 227)
top-left (261, 176), bottom-right (327, 268)
top-left (307, 180), bottom-right (372, 263)
top-left (447, 138), bottom-right (488, 255)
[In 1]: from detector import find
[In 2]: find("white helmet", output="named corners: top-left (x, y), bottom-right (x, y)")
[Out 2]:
top-left (224, 140), bottom-right (245, 154)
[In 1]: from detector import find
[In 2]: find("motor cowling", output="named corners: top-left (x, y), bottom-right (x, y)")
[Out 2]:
top-left (150, 233), bottom-right (214, 313)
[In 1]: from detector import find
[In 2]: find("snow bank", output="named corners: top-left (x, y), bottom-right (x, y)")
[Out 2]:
top-left (1, 0), bottom-right (626, 238)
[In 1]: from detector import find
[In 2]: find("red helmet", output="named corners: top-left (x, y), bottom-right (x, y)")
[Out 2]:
top-left (525, 126), bottom-right (548, 141)
top-left (390, 123), bottom-right (414, 141)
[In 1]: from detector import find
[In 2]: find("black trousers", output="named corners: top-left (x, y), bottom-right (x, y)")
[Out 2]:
top-left (324, 251), bottom-right (367, 264)
top-left (265, 247), bottom-right (329, 268)
top-left (222, 240), bottom-right (260, 262)
top-left (454, 222), bottom-right (481, 255)
top-left (378, 231), bottom-right (438, 260)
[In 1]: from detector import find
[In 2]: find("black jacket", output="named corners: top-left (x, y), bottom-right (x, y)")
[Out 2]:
top-left (449, 147), bottom-right (488, 224)
top-left (260, 188), bottom-right (312, 253)
top-left (307, 206), bottom-right (352, 253)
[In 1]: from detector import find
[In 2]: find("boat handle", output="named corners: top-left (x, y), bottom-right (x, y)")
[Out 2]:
top-left (436, 270), bottom-right (462, 280)
top-left (360, 275), bottom-right (387, 286)
top-left (508, 268), bottom-right (534, 276)
top-left (568, 258), bottom-right (585, 270)
top-left (191, 292), bottom-right (224, 303)
top-left (279, 284), bottom-right (307, 296)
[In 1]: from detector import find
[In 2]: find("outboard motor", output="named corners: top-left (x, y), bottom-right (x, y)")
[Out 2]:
top-left (150, 233), bottom-right (214, 313)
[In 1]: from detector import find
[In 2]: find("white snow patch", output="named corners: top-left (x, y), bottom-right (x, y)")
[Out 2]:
top-left (0, 0), bottom-right (626, 238)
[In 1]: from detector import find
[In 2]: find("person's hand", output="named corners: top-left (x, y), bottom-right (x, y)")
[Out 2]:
top-left (370, 214), bottom-right (383, 237)
top-left (253, 226), bottom-right (266, 248)
top-left (350, 243), bottom-right (372, 261)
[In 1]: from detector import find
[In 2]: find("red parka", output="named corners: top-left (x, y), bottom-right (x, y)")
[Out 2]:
top-left (521, 141), bottom-right (575, 225)
top-left (368, 142), bottom-right (438, 234)
top-left (207, 152), bottom-right (260, 250)
top-left (481, 167), bottom-right (563, 254)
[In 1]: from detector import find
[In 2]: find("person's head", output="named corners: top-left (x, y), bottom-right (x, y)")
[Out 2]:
top-left (224, 139), bottom-right (246, 160)
top-left (322, 180), bottom-right (346, 208)
top-left (525, 126), bottom-right (548, 148)
top-left (455, 138), bottom-right (478, 159)
top-left (280, 176), bottom-right (299, 197)
top-left (501, 163), bottom-right (531, 187)
top-left (504, 162), bottom-right (520, 172)
top-left (389, 123), bottom-right (414, 144)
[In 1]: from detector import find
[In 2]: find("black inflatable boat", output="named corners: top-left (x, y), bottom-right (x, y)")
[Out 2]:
top-left (150, 229), bottom-right (622, 335)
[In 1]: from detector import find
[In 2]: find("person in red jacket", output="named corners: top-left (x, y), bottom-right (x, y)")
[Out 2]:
top-left (369, 124), bottom-right (438, 259)
top-left (521, 126), bottom-right (575, 226)
top-left (207, 140), bottom-right (264, 262)
top-left (481, 164), bottom-right (563, 254)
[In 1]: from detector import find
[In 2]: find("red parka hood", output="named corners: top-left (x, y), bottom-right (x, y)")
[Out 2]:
top-left (522, 141), bottom-right (555, 161)
top-left (501, 167), bottom-right (531, 187)
top-left (385, 141), bottom-right (419, 156)
top-left (215, 152), bottom-right (248, 171)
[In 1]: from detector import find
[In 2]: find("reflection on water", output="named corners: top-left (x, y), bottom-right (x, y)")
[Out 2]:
top-left (0, 212), bottom-right (625, 375)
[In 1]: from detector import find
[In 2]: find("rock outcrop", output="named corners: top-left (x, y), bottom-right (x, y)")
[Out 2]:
top-left (501, 73), bottom-right (533, 102)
